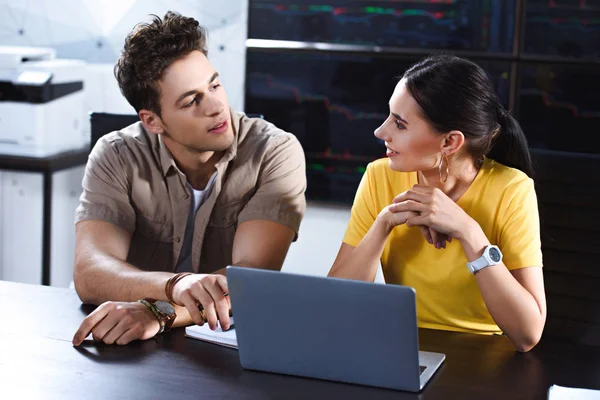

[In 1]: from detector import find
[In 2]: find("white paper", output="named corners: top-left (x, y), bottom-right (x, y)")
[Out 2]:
top-left (185, 317), bottom-right (238, 349)
top-left (548, 385), bottom-right (600, 400)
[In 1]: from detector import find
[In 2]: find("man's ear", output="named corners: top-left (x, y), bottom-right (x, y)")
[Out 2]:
top-left (441, 130), bottom-right (465, 156)
top-left (139, 110), bottom-right (165, 135)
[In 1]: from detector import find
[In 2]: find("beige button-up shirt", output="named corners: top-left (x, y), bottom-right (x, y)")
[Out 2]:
top-left (75, 111), bottom-right (306, 273)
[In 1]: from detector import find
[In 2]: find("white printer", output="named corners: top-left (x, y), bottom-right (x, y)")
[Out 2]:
top-left (0, 46), bottom-right (87, 152)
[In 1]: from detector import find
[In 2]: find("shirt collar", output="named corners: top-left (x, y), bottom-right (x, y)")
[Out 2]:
top-left (157, 108), bottom-right (240, 177)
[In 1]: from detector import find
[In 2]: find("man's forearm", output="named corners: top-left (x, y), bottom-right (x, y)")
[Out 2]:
top-left (74, 253), bottom-right (173, 305)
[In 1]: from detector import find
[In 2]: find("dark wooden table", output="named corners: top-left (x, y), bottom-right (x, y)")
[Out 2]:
top-left (2, 281), bottom-right (599, 399)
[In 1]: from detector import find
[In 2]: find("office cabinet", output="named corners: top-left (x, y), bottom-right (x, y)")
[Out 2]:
top-left (0, 165), bottom-right (85, 287)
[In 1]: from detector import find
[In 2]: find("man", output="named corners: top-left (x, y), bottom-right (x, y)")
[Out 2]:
top-left (72, 12), bottom-right (306, 346)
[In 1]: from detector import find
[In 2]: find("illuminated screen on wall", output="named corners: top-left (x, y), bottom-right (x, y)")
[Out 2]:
top-left (245, 50), bottom-right (512, 201)
top-left (249, 0), bottom-right (516, 53)
top-left (523, 0), bottom-right (600, 59)
top-left (518, 62), bottom-right (600, 154)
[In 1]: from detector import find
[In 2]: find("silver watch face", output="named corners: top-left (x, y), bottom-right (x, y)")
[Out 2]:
top-left (489, 247), bottom-right (502, 263)
top-left (155, 301), bottom-right (175, 315)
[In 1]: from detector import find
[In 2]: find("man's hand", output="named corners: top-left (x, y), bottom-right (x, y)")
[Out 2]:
top-left (171, 274), bottom-right (231, 331)
top-left (72, 301), bottom-right (160, 346)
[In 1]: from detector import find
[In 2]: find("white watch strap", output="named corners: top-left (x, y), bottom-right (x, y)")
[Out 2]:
top-left (467, 245), bottom-right (502, 274)
top-left (469, 255), bottom-right (489, 271)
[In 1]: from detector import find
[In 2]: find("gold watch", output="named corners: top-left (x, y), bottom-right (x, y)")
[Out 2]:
top-left (138, 299), bottom-right (176, 334)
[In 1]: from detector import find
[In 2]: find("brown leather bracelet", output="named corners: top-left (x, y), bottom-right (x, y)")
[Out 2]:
top-left (165, 272), bottom-right (193, 304)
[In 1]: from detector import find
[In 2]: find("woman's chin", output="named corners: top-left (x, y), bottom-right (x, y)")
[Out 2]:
top-left (387, 158), bottom-right (409, 172)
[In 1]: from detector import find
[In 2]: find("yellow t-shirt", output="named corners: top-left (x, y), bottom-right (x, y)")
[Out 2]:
top-left (343, 157), bottom-right (543, 335)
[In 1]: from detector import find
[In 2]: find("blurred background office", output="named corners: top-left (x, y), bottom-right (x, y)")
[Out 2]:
top-left (0, 0), bottom-right (598, 305)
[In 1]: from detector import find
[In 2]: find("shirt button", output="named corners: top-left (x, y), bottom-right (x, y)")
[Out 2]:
top-left (175, 237), bottom-right (181, 243)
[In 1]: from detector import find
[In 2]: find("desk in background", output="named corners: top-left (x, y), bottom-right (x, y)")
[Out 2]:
top-left (1, 280), bottom-right (599, 399)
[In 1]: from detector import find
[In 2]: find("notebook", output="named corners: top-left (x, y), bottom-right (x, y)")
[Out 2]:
top-left (548, 384), bottom-right (600, 399)
top-left (185, 318), bottom-right (238, 349)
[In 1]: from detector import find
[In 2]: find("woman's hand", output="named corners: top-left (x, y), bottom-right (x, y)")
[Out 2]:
top-left (376, 205), bottom-right (419, 234)
top-left (390, 185), bottom-right (473, 247)
top-left (377, 202), bottom-right (449, 248)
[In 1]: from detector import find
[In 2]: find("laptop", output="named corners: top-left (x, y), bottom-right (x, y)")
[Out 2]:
top-left (226, 266), bottom-right (445, 392)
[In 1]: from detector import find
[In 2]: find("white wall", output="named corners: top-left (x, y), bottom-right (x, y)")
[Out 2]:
top-left (283, 202), bottom-right (385, 283)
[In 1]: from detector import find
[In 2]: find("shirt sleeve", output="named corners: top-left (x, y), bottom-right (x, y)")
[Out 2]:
top-left (498, 178), bottom-right (543, 270)
top-left (74, 135), bottom-right (136, 234)
top-left (342, 163), bottom-right (380, 248)
top-left (237, 133), bottom-right (306, 240)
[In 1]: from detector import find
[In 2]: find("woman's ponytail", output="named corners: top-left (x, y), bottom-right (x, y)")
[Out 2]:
top-left (487, 107), bottom-right (534, 178)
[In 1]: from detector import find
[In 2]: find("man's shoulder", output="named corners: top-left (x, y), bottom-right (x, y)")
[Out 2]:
top-left (235, 112), bottom-right (300, 153)
top-left (92, 121), bottom-right (157, 160)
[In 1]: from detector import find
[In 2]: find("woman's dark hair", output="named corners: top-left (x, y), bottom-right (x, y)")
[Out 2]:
top-left (402, 54), bottom-right (534, 178)
top-left (114, 11), bottom-right (209, 116)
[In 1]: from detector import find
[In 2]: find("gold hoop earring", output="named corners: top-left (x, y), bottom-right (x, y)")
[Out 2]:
top-left (438, 153), bottom-right (449, 183)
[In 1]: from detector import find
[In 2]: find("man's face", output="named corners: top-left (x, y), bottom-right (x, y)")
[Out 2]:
top-left (155, 50), bottom-right (234, 153)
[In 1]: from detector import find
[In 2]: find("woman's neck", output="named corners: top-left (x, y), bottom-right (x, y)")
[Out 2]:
top-left (418, 156), bottom-right (481, 202)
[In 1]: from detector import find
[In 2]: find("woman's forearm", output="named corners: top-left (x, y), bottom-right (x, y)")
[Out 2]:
top-left (328, 218), bottom-right (391, 282)
top-left (459, 223), bottom-right (545, 352)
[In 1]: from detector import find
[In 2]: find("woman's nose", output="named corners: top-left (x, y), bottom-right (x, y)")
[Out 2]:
top-left (374, 123), bottom-right (387, 141)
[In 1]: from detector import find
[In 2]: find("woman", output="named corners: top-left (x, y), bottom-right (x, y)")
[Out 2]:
top-left (328, 55), bottom-right (546, 352)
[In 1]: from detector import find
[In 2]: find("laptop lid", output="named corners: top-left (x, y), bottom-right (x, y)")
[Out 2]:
top-left (226, 266), bottom-right (440, 392)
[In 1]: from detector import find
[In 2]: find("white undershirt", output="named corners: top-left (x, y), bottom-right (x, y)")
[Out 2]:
top-left (175, 172), bottom-right (217, 273)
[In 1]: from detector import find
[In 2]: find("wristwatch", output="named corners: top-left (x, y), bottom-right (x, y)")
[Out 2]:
top-left (138, 299), bottom-right (176, 334)
top-left (466, 245), bottom-right (503, 274)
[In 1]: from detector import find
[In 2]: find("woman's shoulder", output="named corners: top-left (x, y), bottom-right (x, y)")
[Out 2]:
top-left (483, 158), bottom-right (532, 188)
top-left (367, 158), bottom-right (391, 173)
top-left (367, 158), bottom-right (410, 177)
top-left (366, 158), bottom-right (413, 186)
top-left (481, 158), bottom-right (535, 201)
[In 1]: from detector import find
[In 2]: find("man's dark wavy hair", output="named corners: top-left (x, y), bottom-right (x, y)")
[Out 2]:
top-left (114, 11), bottom-right (208, 116)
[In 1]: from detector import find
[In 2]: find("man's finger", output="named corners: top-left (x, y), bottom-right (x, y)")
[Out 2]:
top-left (115, 328), bottom-right (138, 346)
top-left (181, 294), bottom-right (205, 326)
top-left (205, 281), bottom-right (231, 330)
top-left (72, 303), bottom-right (112, 346)
top-left (90, 308), bottom-right (125, 342)
top-left (216, 275), bottom-right (229, 295)
top-left (101, 319), bottom-right (129, 345)
top-left (192, 284), bottom-right (219, 330)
